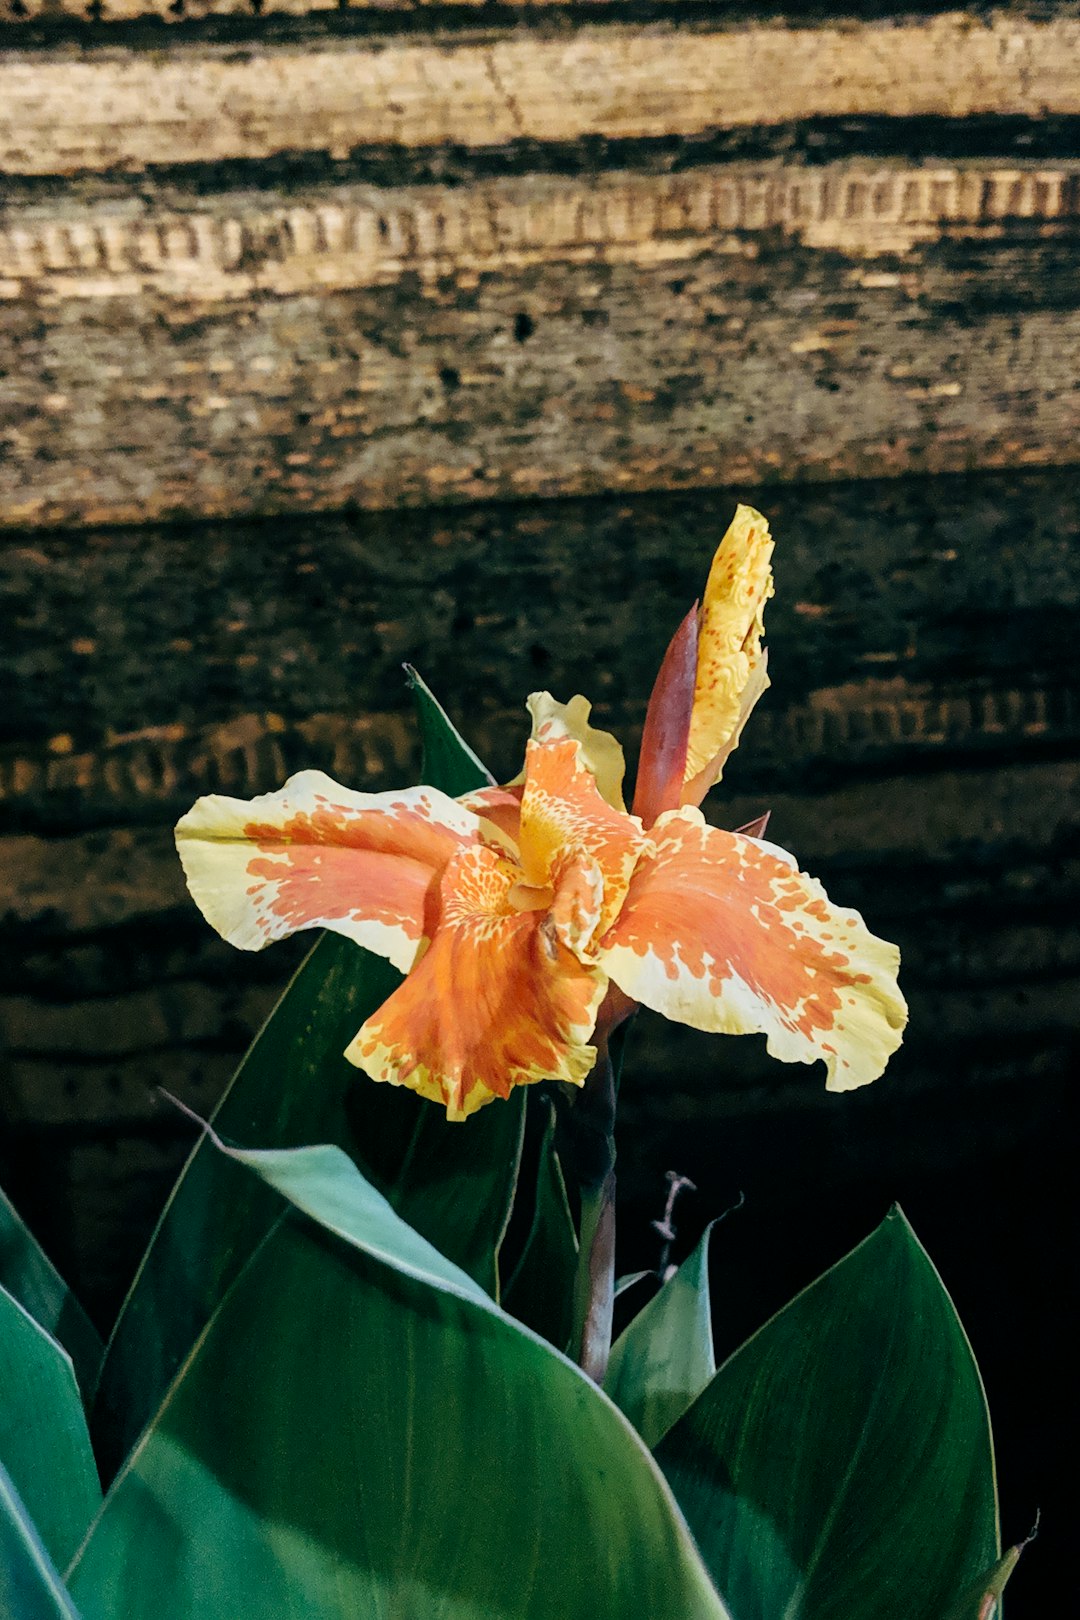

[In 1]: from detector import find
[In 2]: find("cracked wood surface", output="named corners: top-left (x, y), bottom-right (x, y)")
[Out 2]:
top-left (3, 16), bottom-right (1080, 172)
top-left (2, 12), bottom-right (1080, 523)
top-left (4, 162), bottom-right (1077, 300)
top-left (3, 154), bottom-right (1080, 527)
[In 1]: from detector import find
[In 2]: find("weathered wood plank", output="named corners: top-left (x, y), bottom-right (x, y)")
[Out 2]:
top-left (4, 162), bottom-right (1077, 300)
top-left (3, 17), bottom-right (1080, 174)
top-left (0, 0), bottom-right (679, 18)
top-left (0, 0), bottom-right (1066, 25)
top-left (3, 469), bottom-right (1077, 785)
top-left (3, 157), bottom-right (1080, 525)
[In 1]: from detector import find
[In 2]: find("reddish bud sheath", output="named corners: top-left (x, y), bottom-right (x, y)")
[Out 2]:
top-left (632, 603), bottom-right (699, 828)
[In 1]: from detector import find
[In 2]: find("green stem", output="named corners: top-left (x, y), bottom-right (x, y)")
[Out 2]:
top-left (560, 1038), bottom-right (617, 1384)
top-left (573, 1170), bottom-right (616, 1383)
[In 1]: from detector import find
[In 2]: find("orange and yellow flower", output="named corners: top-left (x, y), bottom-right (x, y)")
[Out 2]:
top-left (176, 505), bottom-right (906, 1120)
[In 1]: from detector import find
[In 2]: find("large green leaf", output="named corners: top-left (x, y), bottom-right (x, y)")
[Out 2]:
top-left (94, 669), bottom-right (513, 1471)
top-left (502, 1098), bottom-right (578, 1350)
top-left (92, 933), bottom-right (403, 1475)
top-left (69, 1141), bottom-right (730, 1620)
top-left (388, 1085), bottom-right (526, 1299)
top-left (655, 1208), bottom-right (999, 1620)
top-left (0, 1283), bottom-right (101, 1570)
top-left (0, 1460), bottom-right (81, 1620)
top-left (405, 663), bottom-right (495, 797)
top-left (604, 1220), bottom-right (715, 1448)
top-left (0, 1183), bottom-right (102, 1399)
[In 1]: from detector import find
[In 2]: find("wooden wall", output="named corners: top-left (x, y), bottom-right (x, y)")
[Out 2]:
top-left (3, 8), bottom-right (1080, 525)
top-left (1, 4), bottom-right (1076, 1610)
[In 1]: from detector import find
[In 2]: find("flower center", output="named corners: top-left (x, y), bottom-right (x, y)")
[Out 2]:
top-left (508, 880), bottom-right (555, 914)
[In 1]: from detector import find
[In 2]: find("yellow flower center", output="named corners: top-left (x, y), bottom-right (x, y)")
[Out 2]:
top-left (508, 880), bottom-right (555, 914)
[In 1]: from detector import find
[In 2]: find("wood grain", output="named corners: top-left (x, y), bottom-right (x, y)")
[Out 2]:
top-left (3, 154), bottom-right (1080, 527)
top-left (4, 162), bottom-right (1077, 300)
top-left (3, 16), bottom-right (1080, 174)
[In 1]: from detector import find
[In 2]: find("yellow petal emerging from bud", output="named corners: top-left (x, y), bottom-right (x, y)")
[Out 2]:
top-left (683, 505), bottom-right (774, 795)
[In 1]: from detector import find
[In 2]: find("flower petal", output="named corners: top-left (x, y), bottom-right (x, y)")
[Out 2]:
top-left (527, 691), bottom-right (627, 811)
top-left (682, 652), bottom-right (770, 808)
top-left (175, 769), bottom-right (481, 971)
top-left (457, 783), bottom-right (524, 847)
top-left (683, 504), bottom-right (774, 792)
top-left (345, 844), bottom-right (607, 1119)
top-left (518, 733), bottom-right (646, 953)
top-left (599, 808), bottom-right (906, 1089)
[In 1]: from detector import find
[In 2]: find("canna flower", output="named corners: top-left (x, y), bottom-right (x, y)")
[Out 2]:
top-left (176, 506), bottom-right (906, 1120)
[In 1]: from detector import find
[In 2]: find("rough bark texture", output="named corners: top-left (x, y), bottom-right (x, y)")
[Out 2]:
top-left (3, 160), bottom-right (1080, 525)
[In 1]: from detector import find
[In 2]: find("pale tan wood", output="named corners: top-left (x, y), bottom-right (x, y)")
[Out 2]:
top-left (2, 0), bottom-right (638, 17)
top-left (2, 15), bottom-right (1080, 175)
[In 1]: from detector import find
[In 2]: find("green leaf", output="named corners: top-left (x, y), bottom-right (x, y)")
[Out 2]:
top-left (614, 1271), bottom-right (652, 1298)
top-left (0, 1283), bottom-right (101, 1570)
top-left (0, 1460), bottom-right (82, 1620)
top-left (92, 934), bottom-right (403, 1476)
top-left (389, 1085), bottom-right (526, 1299)
top-left (604, 1220), bottom-right (716, 1448)
top-left (405, 663), bottom-right (494, 797)
top-left (503, 1097), bottom-right (578, 1349)
top-left (95, 681), bottom-right (512, 1473)
top-left (1, 1183), bottom-right (102, 1399)
top-left (69, 1141), bottom-right (730, 1620)
top-left (655, 1207), bottom-right (999, 1620)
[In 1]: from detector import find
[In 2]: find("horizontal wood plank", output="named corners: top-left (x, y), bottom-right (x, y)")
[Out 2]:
top-left (4, 161), bottom-right (1078, 300)
top-left (3, 16), bottom-right (1080, 174)
top-left (3, 155), bottom-right (1080, 526)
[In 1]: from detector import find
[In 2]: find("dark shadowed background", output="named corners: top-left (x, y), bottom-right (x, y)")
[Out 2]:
top-left (2, 473), bottom-right (1075, 1610)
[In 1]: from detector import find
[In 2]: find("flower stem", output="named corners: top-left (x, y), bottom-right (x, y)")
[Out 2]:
top-left (573, 1170), bottom-right (616, 1383)
top-left (560, 1037), bottom-right (618, 1384)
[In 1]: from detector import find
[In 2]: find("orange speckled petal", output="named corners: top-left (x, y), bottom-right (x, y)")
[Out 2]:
top-left (599, 808), bottom-right (907, 1090)
top-left (684, 505), bottom-right (774, 788)
top-left (175, 769), bottom-right (481, 972)
top-left (518, 733), bottom-right (646, 950)
top-left (345, 844), bottom-right (607, 1120)
top-left (527, 691), bottom-right (627, 811)
top-left (458, 782), bottom-right (524, 848)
